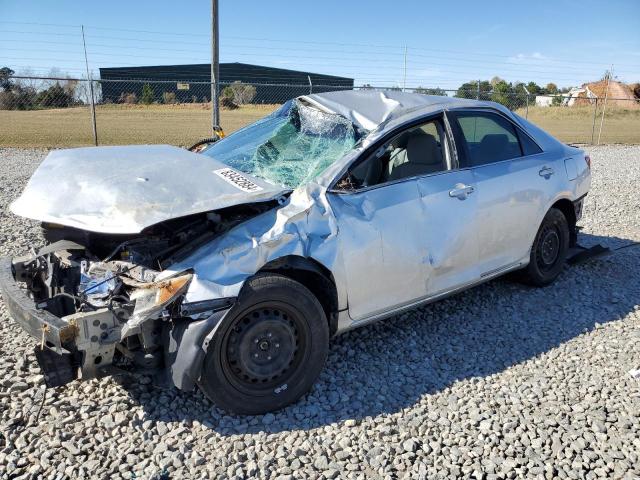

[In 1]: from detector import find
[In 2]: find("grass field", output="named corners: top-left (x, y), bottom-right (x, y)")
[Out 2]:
top-left (1, 103), bottom-right (638, 148)
top-left (0, 104), bottom-right (279, 148)
top-left (515, 105), bottom-right (640, 144)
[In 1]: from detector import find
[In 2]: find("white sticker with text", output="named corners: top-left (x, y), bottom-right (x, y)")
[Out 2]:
top-left (213, 168), bottom-right (263, 193)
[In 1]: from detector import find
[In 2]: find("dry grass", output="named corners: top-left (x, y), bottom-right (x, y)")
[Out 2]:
top-left (1, 102), bottom-right (638, 148)
top-left (515, 105), bottom-right (640, 144)
top-left (0, 103), bottom-right (279, 148)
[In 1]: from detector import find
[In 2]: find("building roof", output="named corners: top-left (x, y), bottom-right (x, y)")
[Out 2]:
top-left (99, 62), bottom-right (353, 83)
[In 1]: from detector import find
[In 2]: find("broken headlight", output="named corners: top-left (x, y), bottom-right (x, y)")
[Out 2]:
top-left (129, 273), bottom-right (192, 322)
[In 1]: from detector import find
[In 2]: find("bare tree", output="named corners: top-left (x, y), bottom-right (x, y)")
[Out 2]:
top-left (13, 68), bottom-right (43, 91)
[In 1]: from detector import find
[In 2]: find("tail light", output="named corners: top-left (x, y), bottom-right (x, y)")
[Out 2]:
top-left (584, 155), bottom-right (591, 170)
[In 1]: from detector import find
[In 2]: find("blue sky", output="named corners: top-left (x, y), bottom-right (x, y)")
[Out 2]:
top-left (1, 0), bottom-right (638, 89)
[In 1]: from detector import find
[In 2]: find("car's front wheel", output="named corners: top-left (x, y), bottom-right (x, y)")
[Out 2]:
top-left (198, 273), bottom-right (329, 415)
top-left (521, 207), bottom-right (570, 286)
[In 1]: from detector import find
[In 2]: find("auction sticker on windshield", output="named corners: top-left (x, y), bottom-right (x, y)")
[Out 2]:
top-left (213, 168), bottom-right (264, 193)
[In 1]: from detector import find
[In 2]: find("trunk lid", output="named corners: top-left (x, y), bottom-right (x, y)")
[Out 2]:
top-left (11, 145), bottom-right (287, 234)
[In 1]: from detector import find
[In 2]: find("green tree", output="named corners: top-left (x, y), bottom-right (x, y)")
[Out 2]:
top-left (525, 81), bottom-right (542, 95)
top-left (545, 83), bottom-right (558, 94)
top-left (36, 83), bottom-right (74, 108)
top-left (490, 80), bottom-right (513, 107)
top-left (490, 76), bottom-right (505, 87)
top-left (141, 83), bottom-right (155, 104)
top-left (455, 80), bottom-right (491, 99)
top-left (551, 95), bottom-right (564, 106)
top-left (0, 84), bottom-right (36, 110)
top-left (511, 82), bottom-right (528, 109)
top-left (0, 67), bottom-right (15, 91)
top-left (415, 86), bottom-right (446, 96)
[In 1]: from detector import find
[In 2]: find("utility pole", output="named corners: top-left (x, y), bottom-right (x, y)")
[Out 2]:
top-left (81, 25), bottom-right (98, 146)
top-left (211, 0), bottom-right (220, 133)
top-left (402, 46), bottom-right (407, 92)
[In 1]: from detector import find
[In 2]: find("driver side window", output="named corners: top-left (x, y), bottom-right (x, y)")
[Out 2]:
top-left (346, 118), bottom-right (449, 189)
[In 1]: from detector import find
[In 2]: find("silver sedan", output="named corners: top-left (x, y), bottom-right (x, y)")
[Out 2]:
top-left (0, 90), bottom-right (591, 414)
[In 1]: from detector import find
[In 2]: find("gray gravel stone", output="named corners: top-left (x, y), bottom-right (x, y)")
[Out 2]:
top-left (0, 146), bottom-right (639, 479)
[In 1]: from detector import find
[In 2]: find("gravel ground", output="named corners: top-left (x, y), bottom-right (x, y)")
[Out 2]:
top-left (0, 145), bottom-right (639, 480)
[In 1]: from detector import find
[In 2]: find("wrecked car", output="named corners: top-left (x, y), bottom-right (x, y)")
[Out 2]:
top-left (0, 91), bottom-right (591, 414)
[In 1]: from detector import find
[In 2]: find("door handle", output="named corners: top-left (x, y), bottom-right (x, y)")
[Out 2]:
top-left (539, 166), bottom-right (554, 178)
top-left (449, 183), bottom-right (475, 200)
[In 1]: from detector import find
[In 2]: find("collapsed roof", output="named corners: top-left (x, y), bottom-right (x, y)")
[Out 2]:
top-left (301, 90), bottom-right (481, 131)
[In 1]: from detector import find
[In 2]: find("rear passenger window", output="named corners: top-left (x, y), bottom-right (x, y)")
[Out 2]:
top-left (455, 112), bottom-right (523, 167)
top-left (519, 131), bottom-right (543, 156)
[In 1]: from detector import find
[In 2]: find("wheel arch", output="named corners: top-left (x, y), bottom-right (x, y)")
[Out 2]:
top-left (257, 255), bottom-right (340, 335)
top-left (550, 197), bottom-right (577, 246)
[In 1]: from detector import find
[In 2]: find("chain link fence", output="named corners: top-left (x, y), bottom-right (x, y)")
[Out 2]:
top-left (1, 76), bottom-right (639, 148)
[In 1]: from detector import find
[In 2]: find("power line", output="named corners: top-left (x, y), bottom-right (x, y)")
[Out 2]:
top-left (1, 50), bottom-right (615, 80)
top-left (1, 21), bottom-right (638, 69)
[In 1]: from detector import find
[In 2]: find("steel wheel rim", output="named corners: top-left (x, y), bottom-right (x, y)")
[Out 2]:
top-left (537, 224), bottom-right (561, 271)
top-left (220, 301), bottom-right (307, 395)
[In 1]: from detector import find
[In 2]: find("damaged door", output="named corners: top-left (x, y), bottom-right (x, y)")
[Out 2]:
top-left (329, 179), bottom-right (428, 321)
top-left (412, 114), bottom-right (480, 295)
top-left (329, 114), bottom-right (477, 321)
top-left (416, 168), bottom-right (480, 295)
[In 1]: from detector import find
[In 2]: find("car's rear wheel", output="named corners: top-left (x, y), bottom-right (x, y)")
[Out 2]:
top-left (199, 273), bottom-right (329, 415)
top-left (521, 207), bottom-right (570, 286)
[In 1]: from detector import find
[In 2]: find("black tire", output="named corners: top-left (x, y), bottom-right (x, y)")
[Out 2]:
top-left (521, 207), bottom-right (570, 286)
top-left (198, 273), bottom-right (329, 415)
top-left (188, 137), bottom-right (219, 152)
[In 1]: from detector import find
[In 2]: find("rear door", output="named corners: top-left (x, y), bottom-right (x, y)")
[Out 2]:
top-left (449, 109), bottom-right (556, 275)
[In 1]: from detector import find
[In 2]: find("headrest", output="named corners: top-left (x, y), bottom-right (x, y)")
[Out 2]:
top-left (406, 134), bottom-right (440, 165)
top-left (480, 134), bottom-right (508, 147)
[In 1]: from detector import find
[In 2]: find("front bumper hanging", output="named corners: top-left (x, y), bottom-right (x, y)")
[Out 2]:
top-left (0, 257), bottom-right (77, 353)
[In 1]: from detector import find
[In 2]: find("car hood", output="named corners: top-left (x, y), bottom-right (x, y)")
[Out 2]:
top-left (10, 145), bottom-right (288, 234)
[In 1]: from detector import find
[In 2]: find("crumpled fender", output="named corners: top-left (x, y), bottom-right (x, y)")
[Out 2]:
top-left (159, 182), bottom-right (348, 312)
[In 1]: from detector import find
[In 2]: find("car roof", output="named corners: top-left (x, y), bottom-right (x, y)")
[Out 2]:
top-left (300, 89), bottom-right (493, 132)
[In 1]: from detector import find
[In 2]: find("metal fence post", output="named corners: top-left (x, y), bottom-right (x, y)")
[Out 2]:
top-left (402, 46), bottom-right (407, 92)
top-left (590, 98), bottom-right (598, 145)
top-left (476, 80), bottom-right (480, 100)
top-left (211, 0), bottom-right (220, 132)
top-left (88, 79), bottom-right (98, 146)
top-left (81, 26), bottom-right (98, 146)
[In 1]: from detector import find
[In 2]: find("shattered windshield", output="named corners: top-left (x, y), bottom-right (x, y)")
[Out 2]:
top-left (201, 99), bottom-right (361, 189)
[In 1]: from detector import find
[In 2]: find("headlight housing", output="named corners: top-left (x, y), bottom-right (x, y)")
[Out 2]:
top-left (130, 273), bottom-right (192, 322)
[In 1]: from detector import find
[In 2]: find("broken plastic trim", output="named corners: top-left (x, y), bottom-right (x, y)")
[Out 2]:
top-left (180, 297), bottom-right (235, 317)
top-left (166, 308), bottom-right (230, 391)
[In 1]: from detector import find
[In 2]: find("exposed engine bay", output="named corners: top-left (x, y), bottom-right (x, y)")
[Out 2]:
top-left (10, 201), bottom-right (277, 387)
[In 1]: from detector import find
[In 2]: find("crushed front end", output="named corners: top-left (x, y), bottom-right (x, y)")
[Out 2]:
top-left (0, 209), bottom-right (275, 389)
